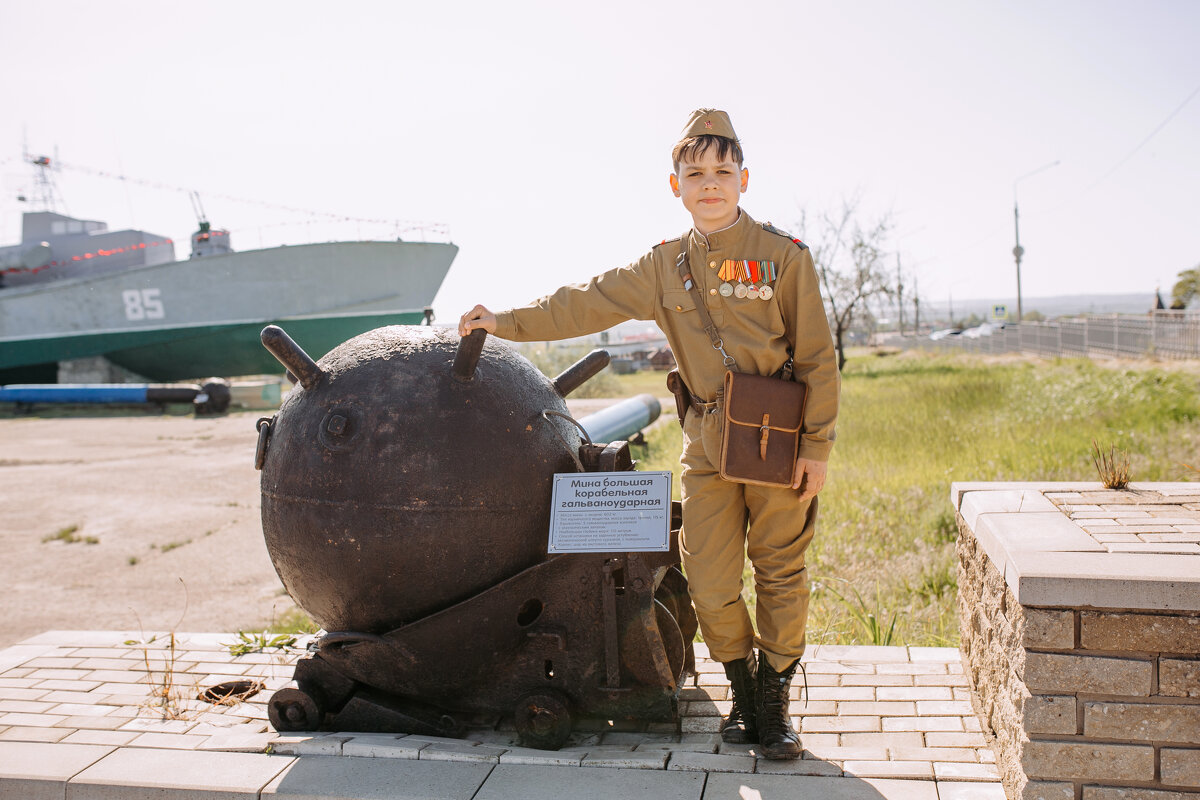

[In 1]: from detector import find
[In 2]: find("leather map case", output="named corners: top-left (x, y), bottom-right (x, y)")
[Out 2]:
top-left (719, 371), bottom-right (808, 488)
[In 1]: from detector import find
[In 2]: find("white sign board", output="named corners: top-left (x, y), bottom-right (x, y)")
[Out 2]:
top-left (547, 471), bottom-right (672, 553)
top-left (992, 304), bottom-right (1008, 320)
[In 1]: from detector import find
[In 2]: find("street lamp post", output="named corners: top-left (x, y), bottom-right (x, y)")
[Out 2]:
top-left (1012, 160), bottom-right (1060, 323)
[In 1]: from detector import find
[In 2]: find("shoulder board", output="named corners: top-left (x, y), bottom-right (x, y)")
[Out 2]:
top-left (761, 221), bottom-right (808, 250)
top-left (653, 235), bottom-right (682, 249)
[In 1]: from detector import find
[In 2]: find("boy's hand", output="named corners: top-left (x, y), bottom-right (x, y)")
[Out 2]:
top-left (793, 457), bottom-right (827, 501)
top-left (458, 305), bottom-right (497, 336)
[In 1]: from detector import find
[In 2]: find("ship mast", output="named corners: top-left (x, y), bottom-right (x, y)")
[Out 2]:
top-left (20, 143), bottom-right (67, 213)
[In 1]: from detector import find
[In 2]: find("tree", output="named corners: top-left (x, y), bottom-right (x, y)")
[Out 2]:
top-left (797, 198), bottom-right (893, 370)
top-left (1171, 265), bottom-right (1200, 310)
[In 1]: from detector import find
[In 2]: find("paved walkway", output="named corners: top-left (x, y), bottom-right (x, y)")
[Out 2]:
top-left (0, 632), bottom-right (1002, 798)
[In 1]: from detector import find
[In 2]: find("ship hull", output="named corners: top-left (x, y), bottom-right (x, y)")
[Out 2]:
top-left (0, 240), bottom-right (456, 381)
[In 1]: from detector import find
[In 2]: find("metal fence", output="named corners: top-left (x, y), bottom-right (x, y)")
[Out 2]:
top-left (913, 313), bottom-right (1200, 360)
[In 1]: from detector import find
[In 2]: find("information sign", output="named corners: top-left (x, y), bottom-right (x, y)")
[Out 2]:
top-left (547, 471), bottom-right (672, 553)
top-left (992, 304), bottom-right (1008, 320)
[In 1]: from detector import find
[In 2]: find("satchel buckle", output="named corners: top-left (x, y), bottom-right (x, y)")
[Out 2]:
top-left (759, 413), bottom-right (770, 460)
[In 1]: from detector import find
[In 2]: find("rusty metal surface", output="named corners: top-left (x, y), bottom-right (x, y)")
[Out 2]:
top-left (259, 325), bottom-right (697, 749)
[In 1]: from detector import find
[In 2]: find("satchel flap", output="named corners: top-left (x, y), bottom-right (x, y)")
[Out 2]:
top-left (723, 371), bottom-right (806, 431)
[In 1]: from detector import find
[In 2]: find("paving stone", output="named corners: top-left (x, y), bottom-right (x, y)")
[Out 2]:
top-left (198, 729), bottom-right (277, 752)
top-left (0, 711), bottom-right (67, 727)
top-left (934, 761), bottom-right (1001, 780)
top-left (499, 745), bottom-right (585, 766)
top-left (476, 763), bottom-right (704, 800)
top-left (419, 741), bottom-right (506, 763)
top-left (842, 760), bottom-right (934, 778)
top-left (268, 733), bottom-right (351, 756)
top-left (49, 703), bottom-right (119, 717)
top-left (0, 741), bottom-right (114, 800)
top-left (69, 747), bottom-right (294, 797)
top-left (0, 687), bottom-right (50, 701)
top-left (891, 746), bottom-right (978, 762)
top-left (836, 701), bottom-right (917, 717)
top-left (581, 746), bottom-right (668, 769)
top-left (681, 716), bottom-right (722, 734)
top-left (341, 733), bottom-right (423, 758)
top-left (801, 744), bottom-right (888, 761)
top-left (600, 731), bottom-right (676, 746)
top-left (909, 724), bottom-right (980, 744)
top-left (705, 772), bottom-right (940, 799)
top-left (808, 687), bottom-right (877, 701)
top-left (876, 663), bottom-right (949, 675)
top-left (915, 700), bottom-right (974, 716)
top-left (753, 757), bottom-right (843, 776)
top-left (802, 715), bottom-right (881, 733)
top-left (118, 716), bottom-right (196, 733)
top-left (125, 731), bottom-right (211, 749)
top-left (839, 732), bottom-right (924, 750)
top-left (0, 726), bottom-right (71, 743)
top-left (60, 729), bottom-right (141, 746)
top-left (909, 647), bottom-right (961, 662)
top-left (882, 716), bottom-right (964, 732)
top-left (810, 645), bottom-right (911, 663)
top-left (936, 783), bottom-right (1007, 800)
top-left (841, 674), bottom-right (913, 686)
top-left (0, 699), bottom-right (56, 713)
top-left (877, 687), bottom-right (954, 701)
top-left (667, 750), bottom-right (754, 772)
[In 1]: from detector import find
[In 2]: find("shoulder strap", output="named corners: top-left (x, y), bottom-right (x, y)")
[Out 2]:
top-left (675, 231), bottom-right (738, 371)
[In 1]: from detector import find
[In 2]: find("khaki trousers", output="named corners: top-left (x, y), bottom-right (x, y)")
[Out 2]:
top-left (679, 407), bottom-right (817, 672)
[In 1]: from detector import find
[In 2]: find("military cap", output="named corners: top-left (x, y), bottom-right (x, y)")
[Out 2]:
top-left (677, 108), bottom-right (738, 144)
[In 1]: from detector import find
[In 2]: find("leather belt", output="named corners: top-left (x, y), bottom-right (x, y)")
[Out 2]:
top-left (690, 395), bottom-right (721, 415)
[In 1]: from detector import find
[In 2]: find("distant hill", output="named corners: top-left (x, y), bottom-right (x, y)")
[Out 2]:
top-left (917, 292), bottom-right (1162, 322)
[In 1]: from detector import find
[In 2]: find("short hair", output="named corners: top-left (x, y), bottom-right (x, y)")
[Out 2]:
top-left (672, 134), bottom-right (744, 172)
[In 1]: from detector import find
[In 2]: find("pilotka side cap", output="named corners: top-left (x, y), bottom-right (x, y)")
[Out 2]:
top-left (677, 108), bottom-right (739, 144)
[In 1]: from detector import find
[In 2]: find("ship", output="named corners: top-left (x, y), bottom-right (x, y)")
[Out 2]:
top-left (0, 157), bottom-right (457, 382)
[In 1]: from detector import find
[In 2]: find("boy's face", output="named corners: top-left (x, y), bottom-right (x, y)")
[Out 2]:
top-left (670, 148), bottom-right (748, 234)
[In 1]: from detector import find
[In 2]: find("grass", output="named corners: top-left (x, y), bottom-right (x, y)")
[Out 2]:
top-left (621, 350), bottom-right (1200, 646)
top-left (41, 524), bottom-right (99, 545)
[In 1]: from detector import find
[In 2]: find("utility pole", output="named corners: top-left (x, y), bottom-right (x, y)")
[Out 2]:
top-left (895, 255), bottom-right (905, 336)
top-left (913, 276), bottom-right (920, 333)
top-left (1013, 160), bottom-right (1060, 324)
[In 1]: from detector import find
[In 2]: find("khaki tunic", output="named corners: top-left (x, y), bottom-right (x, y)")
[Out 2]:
top-left (492, 208), bottom-right (840, 669)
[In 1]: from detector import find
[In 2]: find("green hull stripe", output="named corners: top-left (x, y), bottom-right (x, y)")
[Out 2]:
top-left (2, 312), bottom-right (426, 381)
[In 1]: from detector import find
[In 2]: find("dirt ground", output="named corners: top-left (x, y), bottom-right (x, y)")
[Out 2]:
top-left (0, 399), bottom-right (631, 650)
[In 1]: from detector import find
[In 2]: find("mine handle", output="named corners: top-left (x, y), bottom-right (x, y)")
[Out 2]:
top-left (454, 328), bottom-right (487, 380)
top-left (552, 349), bottom-right (611, 397)
top-left (261, 326), bottom-right (323, 390)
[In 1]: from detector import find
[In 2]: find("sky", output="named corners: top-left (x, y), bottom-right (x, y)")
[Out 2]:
top-left (1, 0), bottom-right (1197, 325)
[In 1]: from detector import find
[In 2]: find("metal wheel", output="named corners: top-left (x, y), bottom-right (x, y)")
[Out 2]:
top-left (513, 690), bottom-right (572, 751)
top-left (654, 598), bottom-right (686, 685)
top-left (268, 687), bottom-right (323, 731)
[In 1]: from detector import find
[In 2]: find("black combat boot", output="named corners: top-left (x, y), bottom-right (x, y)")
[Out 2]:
top-left (720, 653), bottom-right (758, 744)
top-left (756, 651), bottom-right (802, 760)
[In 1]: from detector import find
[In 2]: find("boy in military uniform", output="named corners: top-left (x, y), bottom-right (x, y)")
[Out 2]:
top-left (459, 109), bottom-right (839, 760)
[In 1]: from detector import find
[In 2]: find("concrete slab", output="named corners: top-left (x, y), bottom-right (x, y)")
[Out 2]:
top-left (1006, 550), bottom-right (1200, 610)
top-left (959, 490), bottom-right (1057, 529)
top-left (475, 764), bottom-right (704, 800)
top-left (262, 755), bottom-right (493, 799)
top-left (703, 772), bottom-right (939, 799)
top-left (0, 741), bottom-right (115, 800)
top-left (67, 748), bottom-right (293, 798)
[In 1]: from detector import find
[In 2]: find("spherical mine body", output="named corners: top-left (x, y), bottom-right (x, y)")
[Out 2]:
top-left (260, 326), bottom-right (578, 633)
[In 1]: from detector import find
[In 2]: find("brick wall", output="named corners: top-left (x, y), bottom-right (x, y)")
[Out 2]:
top-left (958, 516), bottom-right (1200, 799)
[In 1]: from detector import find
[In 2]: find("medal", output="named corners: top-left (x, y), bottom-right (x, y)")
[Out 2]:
top-left (719, 282), bottom-right (734, 297)
top-left (734, 283), bottom-right (748, 299)
top-left (759, 285), bottom-right (774, 301)
top-left (747, 286), bottom-right (760, 299)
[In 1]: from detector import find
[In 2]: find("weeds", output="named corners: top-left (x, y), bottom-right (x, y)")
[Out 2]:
top-left (816, 579), bottom-right (899, 646)
top-left (160, 539), bottom-right (192, 553)
top-left (1091, 439), bottom-right (1131, 489)
top-left (225, 630), bottom-right (298, 657)
top-left (127, 579), bottom-right (192, 720)
top-left (41, 524), bottom-right (98, 545)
